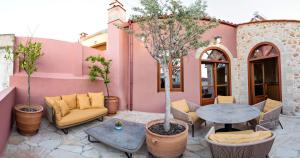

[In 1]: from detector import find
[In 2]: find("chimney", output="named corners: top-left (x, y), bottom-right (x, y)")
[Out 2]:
top-left (79, 32), bottom-right (88, 40)
top-left (108, 0), bottom-right (126, 23)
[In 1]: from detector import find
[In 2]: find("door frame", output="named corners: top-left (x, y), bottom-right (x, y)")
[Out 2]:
top-left (199, 47), bottom-right (231, 105)
top-left (247, 42), bottom-right (282, 105)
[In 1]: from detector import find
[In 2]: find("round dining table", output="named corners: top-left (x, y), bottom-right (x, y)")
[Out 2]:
top-left (196, 104), bottom-right (260, 132)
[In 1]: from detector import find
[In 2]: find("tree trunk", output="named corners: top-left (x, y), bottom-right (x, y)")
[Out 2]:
top-left (28, 74), bottom-right (31, 107)
top-left (105, 84), bottom-right (110, 97)
top-left (162, 64), bottom-right (171, 132)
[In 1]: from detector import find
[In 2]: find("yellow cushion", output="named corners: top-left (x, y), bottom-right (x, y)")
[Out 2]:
top-left (77, 94), bottom-right (91, 110)
top-left (45, 96), bottom-right (61, 106)
top-left (56, 108), bottom-right (108, 127)
top-left (171, 99), bottom-right (190, 113)
top-left (52, 101), bottom-right (62, 121)
top-left (188, 112), bottom-right (200, 123)
top-left (209, 131), bottom-right (272, 144)
top-left (62, 94), bottom-right (77, 110)
top-left (217, 96), bottom-right (235, 104)
top-left (55, 100), bottom-right (70, 117)
top-left (218, 130), bottom-right (254, 134)
top-left (88, 92), bottom-right (105, 108)
top-left (263, 98), bottom-right (281, 113)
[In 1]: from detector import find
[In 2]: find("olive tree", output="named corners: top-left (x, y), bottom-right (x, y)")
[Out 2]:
top-left (128, 0), bottom-right (217, 131)
top-left (14, 41), bottom-right (42, 110)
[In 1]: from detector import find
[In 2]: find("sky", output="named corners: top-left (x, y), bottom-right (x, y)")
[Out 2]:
top-left (1, 0), bottom-right (300, 42)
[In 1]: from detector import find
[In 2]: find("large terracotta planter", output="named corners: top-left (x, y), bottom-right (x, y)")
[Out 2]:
top-left (146, 119), bottom-right (188, 158)
top-left (105, 96), bottom-right (119, 115)
top-left (15, 104), bottom-right (43, 136)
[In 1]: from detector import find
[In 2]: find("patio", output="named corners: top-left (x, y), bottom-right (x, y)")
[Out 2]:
top-left (2, 111), bottom-right (300, 158)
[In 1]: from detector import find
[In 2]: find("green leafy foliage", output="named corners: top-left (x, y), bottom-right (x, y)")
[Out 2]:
top-left (86, 55), bottom-right (112, 96)
top-left (129, 0), bottom-right (218, 65)
top-left (15, 41), bottom-right (43, 76)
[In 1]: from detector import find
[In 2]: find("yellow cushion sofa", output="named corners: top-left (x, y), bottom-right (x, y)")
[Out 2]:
top-left (45, 92), bottom-right (107, 134)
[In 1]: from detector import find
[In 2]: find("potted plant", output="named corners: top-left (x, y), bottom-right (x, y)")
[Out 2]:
top-left (86, 55), bottom-right (119, 114)
top-left (7, 40), bottom-right (43, 136)
top-left (114, 120), bottom-right (123, 130)
top-left (123, 0), bottom-right (218, 157)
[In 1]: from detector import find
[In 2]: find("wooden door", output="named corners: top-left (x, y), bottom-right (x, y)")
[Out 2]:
top-left (251, 62), bottom-right (267, 104)
top-left (249, 58), bottom-right (281, 104)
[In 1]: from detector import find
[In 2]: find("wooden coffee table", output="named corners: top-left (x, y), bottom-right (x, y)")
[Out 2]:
top-left (196, 104), bottom-right (260, 132)
top-left (85, 118), bottom-right (145, 158)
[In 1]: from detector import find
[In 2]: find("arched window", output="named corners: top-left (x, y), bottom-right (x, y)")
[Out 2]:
top-left (200, 48), bottom-right (231, 105)
top-left (249, 43), bottom-right (278, 61)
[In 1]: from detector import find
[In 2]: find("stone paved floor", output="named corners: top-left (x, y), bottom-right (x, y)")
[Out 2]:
top-left (2, 111), bottom-right (300, 158)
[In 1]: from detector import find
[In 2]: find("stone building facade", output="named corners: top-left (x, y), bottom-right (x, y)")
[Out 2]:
top-left (235, 21), bottom-right (300, 115)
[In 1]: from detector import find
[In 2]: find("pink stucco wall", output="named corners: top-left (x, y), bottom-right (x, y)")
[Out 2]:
top-left (129, 22), bottom-right (237, 112)
top-left (0, 87), bottom-right (15, 155)
top-left (106, 20), bottom-right (129, 110)
top-left (10, 37), bottom-right (110, 109)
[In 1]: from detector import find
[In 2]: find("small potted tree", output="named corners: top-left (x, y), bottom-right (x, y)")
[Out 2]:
top-left (124, 0), bottom-right (217, 157)
top-left (11, 40), bottom-right (43, 136)
top-left (86, 55), bottom-right (119, 114)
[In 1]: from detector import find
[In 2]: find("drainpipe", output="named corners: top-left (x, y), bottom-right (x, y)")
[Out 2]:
top-left (128, 20), bottom-right (133, 111)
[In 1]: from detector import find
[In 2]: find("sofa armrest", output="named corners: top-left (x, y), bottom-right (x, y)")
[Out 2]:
top-left (171, 107), bottom-right (191, 124)
top-left (255, 125), bottom-right (269, 131)
top-left (214, 97), bottom-right (218, 104)
top-left (46, 103), bottom-right (54, 123)
top-left (205, 127), bottom-right (216, 140)
top-left (253, 101), bottom-right (266, 111)
top-left (186, 101), bottom-right (199, 112)
top-left (260, 105), bottom-right (282, 124)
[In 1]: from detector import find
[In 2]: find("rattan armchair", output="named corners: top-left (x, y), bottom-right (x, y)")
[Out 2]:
top-left (249, 100), bottom-right (283, 129)
top-left (214, 96), bottom-right (236, 104)
top-left (205, 125), bottom-right (275, 158)
top-left (171, 100), bottom-right (205, 137)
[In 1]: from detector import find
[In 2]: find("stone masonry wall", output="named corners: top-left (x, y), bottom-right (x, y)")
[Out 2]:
top-left (237, 21), bottom-right (300, 115)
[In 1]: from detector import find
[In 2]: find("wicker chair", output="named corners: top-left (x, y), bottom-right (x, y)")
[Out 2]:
top-left (214, 96), bottom-right (236, 104)
top-left (205, 125), bottom-right (275, 158)
top-left (171, 100), bottom-right (205, 137)
top-left (249, 100), bottom-right (283, 129)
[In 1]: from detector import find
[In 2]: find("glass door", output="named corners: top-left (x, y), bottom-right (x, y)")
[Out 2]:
top-left (252, 62), bottom-right (266, 103)
top-left (201, 62), bottom-right (230, 105)
top-left (201, 63), bottom-right (215, 105)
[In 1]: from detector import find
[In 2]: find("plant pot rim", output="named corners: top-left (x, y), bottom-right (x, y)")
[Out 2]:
top-left (15, 104), bottom-right (43, 113)
top-left (146, 119), bottom-right (188, 138)
top-left (105, 96), bottom-right (118, 99)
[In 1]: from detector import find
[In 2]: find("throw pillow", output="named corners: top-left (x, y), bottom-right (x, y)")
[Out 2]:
top-left (77, 94), bottom-right (91, 110)
top-left (263, 98), bottom-right (281, 113)
top-left (171, 99), bottom-right (190, 113)
top-left (88, 92), bottom-right (105, 108)
top-left (61, 94), bottom-right (77, 110)
top-left (55, 100), bottom-right (70, 117)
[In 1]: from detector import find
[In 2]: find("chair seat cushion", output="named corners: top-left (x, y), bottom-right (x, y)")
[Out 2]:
top-left (263, 98), bottom-right (281, 113)
top-left (218, 130), bottom-right (254, 134)
top-left (56, 108), bottom-right (108, 127)
top-left (217, 96), bottom-right (234, 104)
top-left (188, 112), bottom-right (200, 123)
top-left (171, 99), bottom-right (190, 113)
top-left (209, 131), bottom-right (272, 144)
